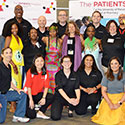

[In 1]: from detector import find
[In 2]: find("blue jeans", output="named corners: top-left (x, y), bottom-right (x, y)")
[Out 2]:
top-left (0, 35), bottom-right (5, 54)
top-left (0, 94), bottom-right (7, 123)
top-left (0, 91), bottom-right (27, 123)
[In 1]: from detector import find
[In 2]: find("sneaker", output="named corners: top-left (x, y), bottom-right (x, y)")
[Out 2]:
top-left (12, 116), bottom-right (30, 123)
top-left (36, 113), bottom-right (50, 119)
top-left (68, 110), bottom-right (73, 117)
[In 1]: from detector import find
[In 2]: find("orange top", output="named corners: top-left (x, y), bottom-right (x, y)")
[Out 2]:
top-left (24, 69), bottom-right (50, 95)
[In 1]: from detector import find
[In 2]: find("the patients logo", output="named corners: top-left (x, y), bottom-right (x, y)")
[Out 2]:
top-left (0, 0), bottom-right (9, 11)
top-left (43, 2), bottom-right (55, 14)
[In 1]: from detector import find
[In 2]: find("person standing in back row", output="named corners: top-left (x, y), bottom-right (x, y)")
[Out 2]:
top-left (52, 10), bottom-right (68, 38)
top-left (2, 5), bottom-right (32, 45)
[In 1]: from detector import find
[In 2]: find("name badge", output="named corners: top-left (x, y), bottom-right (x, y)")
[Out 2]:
top-left (107, 38), bottom-right (114, 43)
top-left (68, 50), bottom-right (74, 55)
top-left (67, 40), bottom-right (73, 44)
top-left (70, 78), bottom-right (76, 80)
top-left (99, 31), bottom-right (103, 33)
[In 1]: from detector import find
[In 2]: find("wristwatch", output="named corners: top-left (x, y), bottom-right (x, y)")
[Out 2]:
top-left (118, 101), bottom-right (122, 105)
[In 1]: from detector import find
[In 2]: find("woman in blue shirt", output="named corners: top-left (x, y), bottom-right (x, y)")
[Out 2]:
top-left (92, 56), bottom-right (125, 125)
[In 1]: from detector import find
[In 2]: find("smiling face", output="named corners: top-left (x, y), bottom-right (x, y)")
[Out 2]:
top-left (38, 16), bottom-right (46, 28)
top-left (14, 5), bottom-right (23, 19)
top-left (68, 23), bottom-right (75, 34)
top-left (109, 22), bottom-right (117, 35)
top-left (35, 57), bottom-right (44, 71)
top-left (119, 14), bottom-right (125, 25)
top-left (30, 29), bottom-right (38, 41)
top-left (1, 48), bottom-right (12, 62)
top-left (49, 29), bottom-right (57, 38)
top-left (61, 57), bottom-right (72, 70)
top-left (110, 59), bottom-right (120, 73)
top-left (92, 12), bottom-right (101, 24)
top-left (58, 11), bottom-right (68, 24)
top-left (11, 24), bottom-right (18, 36)
top-left (84, 56), bottom-right (93, 68)
top-left (87, 26), bottom-right (95, 39)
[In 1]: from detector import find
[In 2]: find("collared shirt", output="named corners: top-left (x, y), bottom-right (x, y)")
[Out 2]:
top-left (51, 22), bottom-right (67, 38)
top-left (118, 26), bottom-right (125, 36)
top-left (22, 40), bottom-right (45, 72)
top-left (55, 70), bottom-right (79, 98)
top-left (0, 61), bottom-right (11, 93)
top-left (102, 33), bottom-right (125, 67)
top-left (37, 27), bottom-right (48, 56)
top-left (78, 69), bottom-right (102, 88)
top-left (37, 27), bottom-right (49, 40)
top-left (25, 69), bottom-right (50, 95)
top-left (2, 17), bottom-right (32, 45)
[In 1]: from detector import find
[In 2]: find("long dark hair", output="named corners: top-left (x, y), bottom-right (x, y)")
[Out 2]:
top-left (106, 56), bottom-right (123, 81)
top-left (30, 54), bottom-right (46, 75)
top-left (48, 24), bottom-right (59, 50)
top-left (78, 54), bottom-right (98, 71)
top-left (6, 21), bottom-right (22, 37)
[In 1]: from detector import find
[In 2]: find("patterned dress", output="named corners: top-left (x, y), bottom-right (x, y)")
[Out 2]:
top-left (45, 38), bottom-right (61, 93)
top-left (9, 34), bottom-right (24, 89)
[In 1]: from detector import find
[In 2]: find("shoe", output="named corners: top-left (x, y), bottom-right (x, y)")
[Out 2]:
top-left (68, 112), bottom-right (73, 117)
top-left (12, 116), bottom-right (30, 123)
top-left (91, 109), bottom-right (97, 115)
top-left (68, 110), bottom-right (73, 117)
top-left (36, 113), bottom-right (50, 119)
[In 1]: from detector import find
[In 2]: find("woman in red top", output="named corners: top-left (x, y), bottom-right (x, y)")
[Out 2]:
top-left (24, 54), bottom-right (53, 119)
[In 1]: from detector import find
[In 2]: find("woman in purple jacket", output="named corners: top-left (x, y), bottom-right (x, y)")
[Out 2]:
top-left (62, 21), bottom-right (84, 72)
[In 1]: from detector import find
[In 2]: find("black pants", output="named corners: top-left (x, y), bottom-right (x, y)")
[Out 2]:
top-left (51, 96), bottom-right (76, 121)
top-left (26, 92), bottom-right (53, 119)
top-left (75, 91), bottom-right (101, 115)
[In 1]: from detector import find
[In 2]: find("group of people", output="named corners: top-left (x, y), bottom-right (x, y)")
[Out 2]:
top-left (0, 4), bottom-right (125, 124)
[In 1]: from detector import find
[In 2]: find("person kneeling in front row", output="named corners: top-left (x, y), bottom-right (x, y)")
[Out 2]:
top-left (24, 54), bottom-right (53, 119)
top-left (51, 56), bottom-right (80, 120)
top-left (0, 47), bottom-right (30, 123)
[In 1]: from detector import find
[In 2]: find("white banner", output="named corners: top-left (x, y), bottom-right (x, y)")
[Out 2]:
top-left (0, 0), bottom-right (56, 34)
top-left (69, 0), bottom-right (125, 25)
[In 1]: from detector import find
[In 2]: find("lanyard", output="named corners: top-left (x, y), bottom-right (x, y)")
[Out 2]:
top-left (119, 28), bottom-right (125, 35)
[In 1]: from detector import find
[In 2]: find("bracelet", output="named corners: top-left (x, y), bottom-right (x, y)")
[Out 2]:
top-left (42, 97), bottom-right (46, 99)
top-left (118, 101), bottom-right (122, 105)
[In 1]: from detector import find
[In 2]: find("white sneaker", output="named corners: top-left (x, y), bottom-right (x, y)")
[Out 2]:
top-left (12, 116), bottom-right (30, 123)
top-left (36, 113), bottom-right (50, 119)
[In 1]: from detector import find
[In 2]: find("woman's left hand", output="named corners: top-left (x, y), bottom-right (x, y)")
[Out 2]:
top-left (39, 98), bottom-right (46, 106)
top-left (70, 98), bottom-right (79, 106)
top-left (113, 103), bottom-right (120, 109)
top-left (87, 87), bottom-right (96, 94)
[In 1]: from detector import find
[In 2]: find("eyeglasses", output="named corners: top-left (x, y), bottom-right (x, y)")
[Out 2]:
top-left (119, 17), bottom-right (125, 19)
top-left (63, 60), bottom-right (71, 63)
